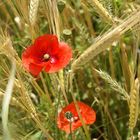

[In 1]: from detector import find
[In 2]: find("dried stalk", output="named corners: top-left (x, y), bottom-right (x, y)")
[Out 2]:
top-left (1, 62), bottom-right (16, 140)
top-left (109, 47), bottom-right (115, 79)
top-left (120, 43), bottom-right (131, 92)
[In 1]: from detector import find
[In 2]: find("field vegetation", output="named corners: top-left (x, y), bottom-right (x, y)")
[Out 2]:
top-left (0, 0), bottom-right (140, 140)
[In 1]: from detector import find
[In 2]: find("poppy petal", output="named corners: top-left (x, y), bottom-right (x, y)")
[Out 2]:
top-left (57, 101), bottom-right (96, 133)
top-left (22, 45), bottom-right (44, 75)
top-left (29, 63), bottom-right (43, 76)
top-left (58, 119), bottom-right (82, 133)
top-left (34, 34), bottom-right (59, 55)
top-left (45, 42), bottom-right (72, 73)
top-left (77, 102), bottom-right (96, 124)
top-left (22, 45), bottom-right (35, 71)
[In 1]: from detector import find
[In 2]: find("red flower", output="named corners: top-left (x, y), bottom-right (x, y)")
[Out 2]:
top-left (22, 34), bottom-right (72, 76)
top-left (57, 101), bottom-right (96, 133)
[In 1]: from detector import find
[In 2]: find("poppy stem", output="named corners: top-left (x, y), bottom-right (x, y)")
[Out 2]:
top-left (69, 72), bottom-right (91, 140)
top-left (69, 122), bottom-right (73, 140)
top-left (70, 122), bottom-right (72, 140)
top-left (40, 73), bottom-right (52, 105)
top-left (31, 78), bottom-right (44, 97)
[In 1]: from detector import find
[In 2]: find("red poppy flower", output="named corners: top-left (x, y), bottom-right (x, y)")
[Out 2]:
top-left (22, 34), bottom-right (72, 76)
top-left (57, 101), bottom-right (96, 133)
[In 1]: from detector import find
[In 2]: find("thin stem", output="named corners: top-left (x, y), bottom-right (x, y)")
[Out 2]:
top-left (70, 72), bottom-right (91, 140)
top-left (40, 73), bottom-right (52, 105)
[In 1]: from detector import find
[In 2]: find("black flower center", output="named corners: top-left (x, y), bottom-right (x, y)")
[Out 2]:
top-left (65, 111), bottom-right (73, 120)
top-left (65, 111), bottom-right (78, 122)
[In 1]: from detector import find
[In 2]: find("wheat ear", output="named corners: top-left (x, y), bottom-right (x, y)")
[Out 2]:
top-left (29, 0), bottom-right (39, 26)
top-left (72, 10), bottom-right (140, 71)
top-left (91, 0), bottom-right (115, 24)
top-left (96, 69), bottom-right (129, 100)
top-left (129, 78), bottom-right (139, 131)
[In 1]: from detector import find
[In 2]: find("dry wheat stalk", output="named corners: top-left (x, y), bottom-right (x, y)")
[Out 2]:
top-left (72, 10), bottom-right (140, 71)
top-left (120, 43), bottom-right (131, 93)
top-left (47, 0), bottom-right (60, 38)
top-left (129, 78), bottom-right (139, 131)
top-left (52, 0), bottom-right (60, 39)
top-left (29, 0), bottom-right (39, 26)
top-left (0, 35), bottom-right (53, 140)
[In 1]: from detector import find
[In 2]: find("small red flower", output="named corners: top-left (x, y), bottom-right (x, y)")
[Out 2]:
top-left (22, 34), bottom-right (72, 76)
top-left (57, 101), bottom-right (96, 133)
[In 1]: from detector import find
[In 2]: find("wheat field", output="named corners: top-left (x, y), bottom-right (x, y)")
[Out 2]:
top-left (0, 0), bottom-right (140, 140)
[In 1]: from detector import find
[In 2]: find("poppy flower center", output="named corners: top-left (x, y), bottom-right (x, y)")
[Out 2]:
top-left (43, 53), bottom-right (50, 60)
top-left (65, 111), bottom-right (78, 122)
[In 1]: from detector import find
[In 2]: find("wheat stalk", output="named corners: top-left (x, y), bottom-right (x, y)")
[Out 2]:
top-left (129, 78), bottom-right (139, 131)
top-left (120, 43), bottom-right (131, 93)
top-left (29, 0), bottom-right (39, 26)
top-left (72, 10), bottom-right (140, 71)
